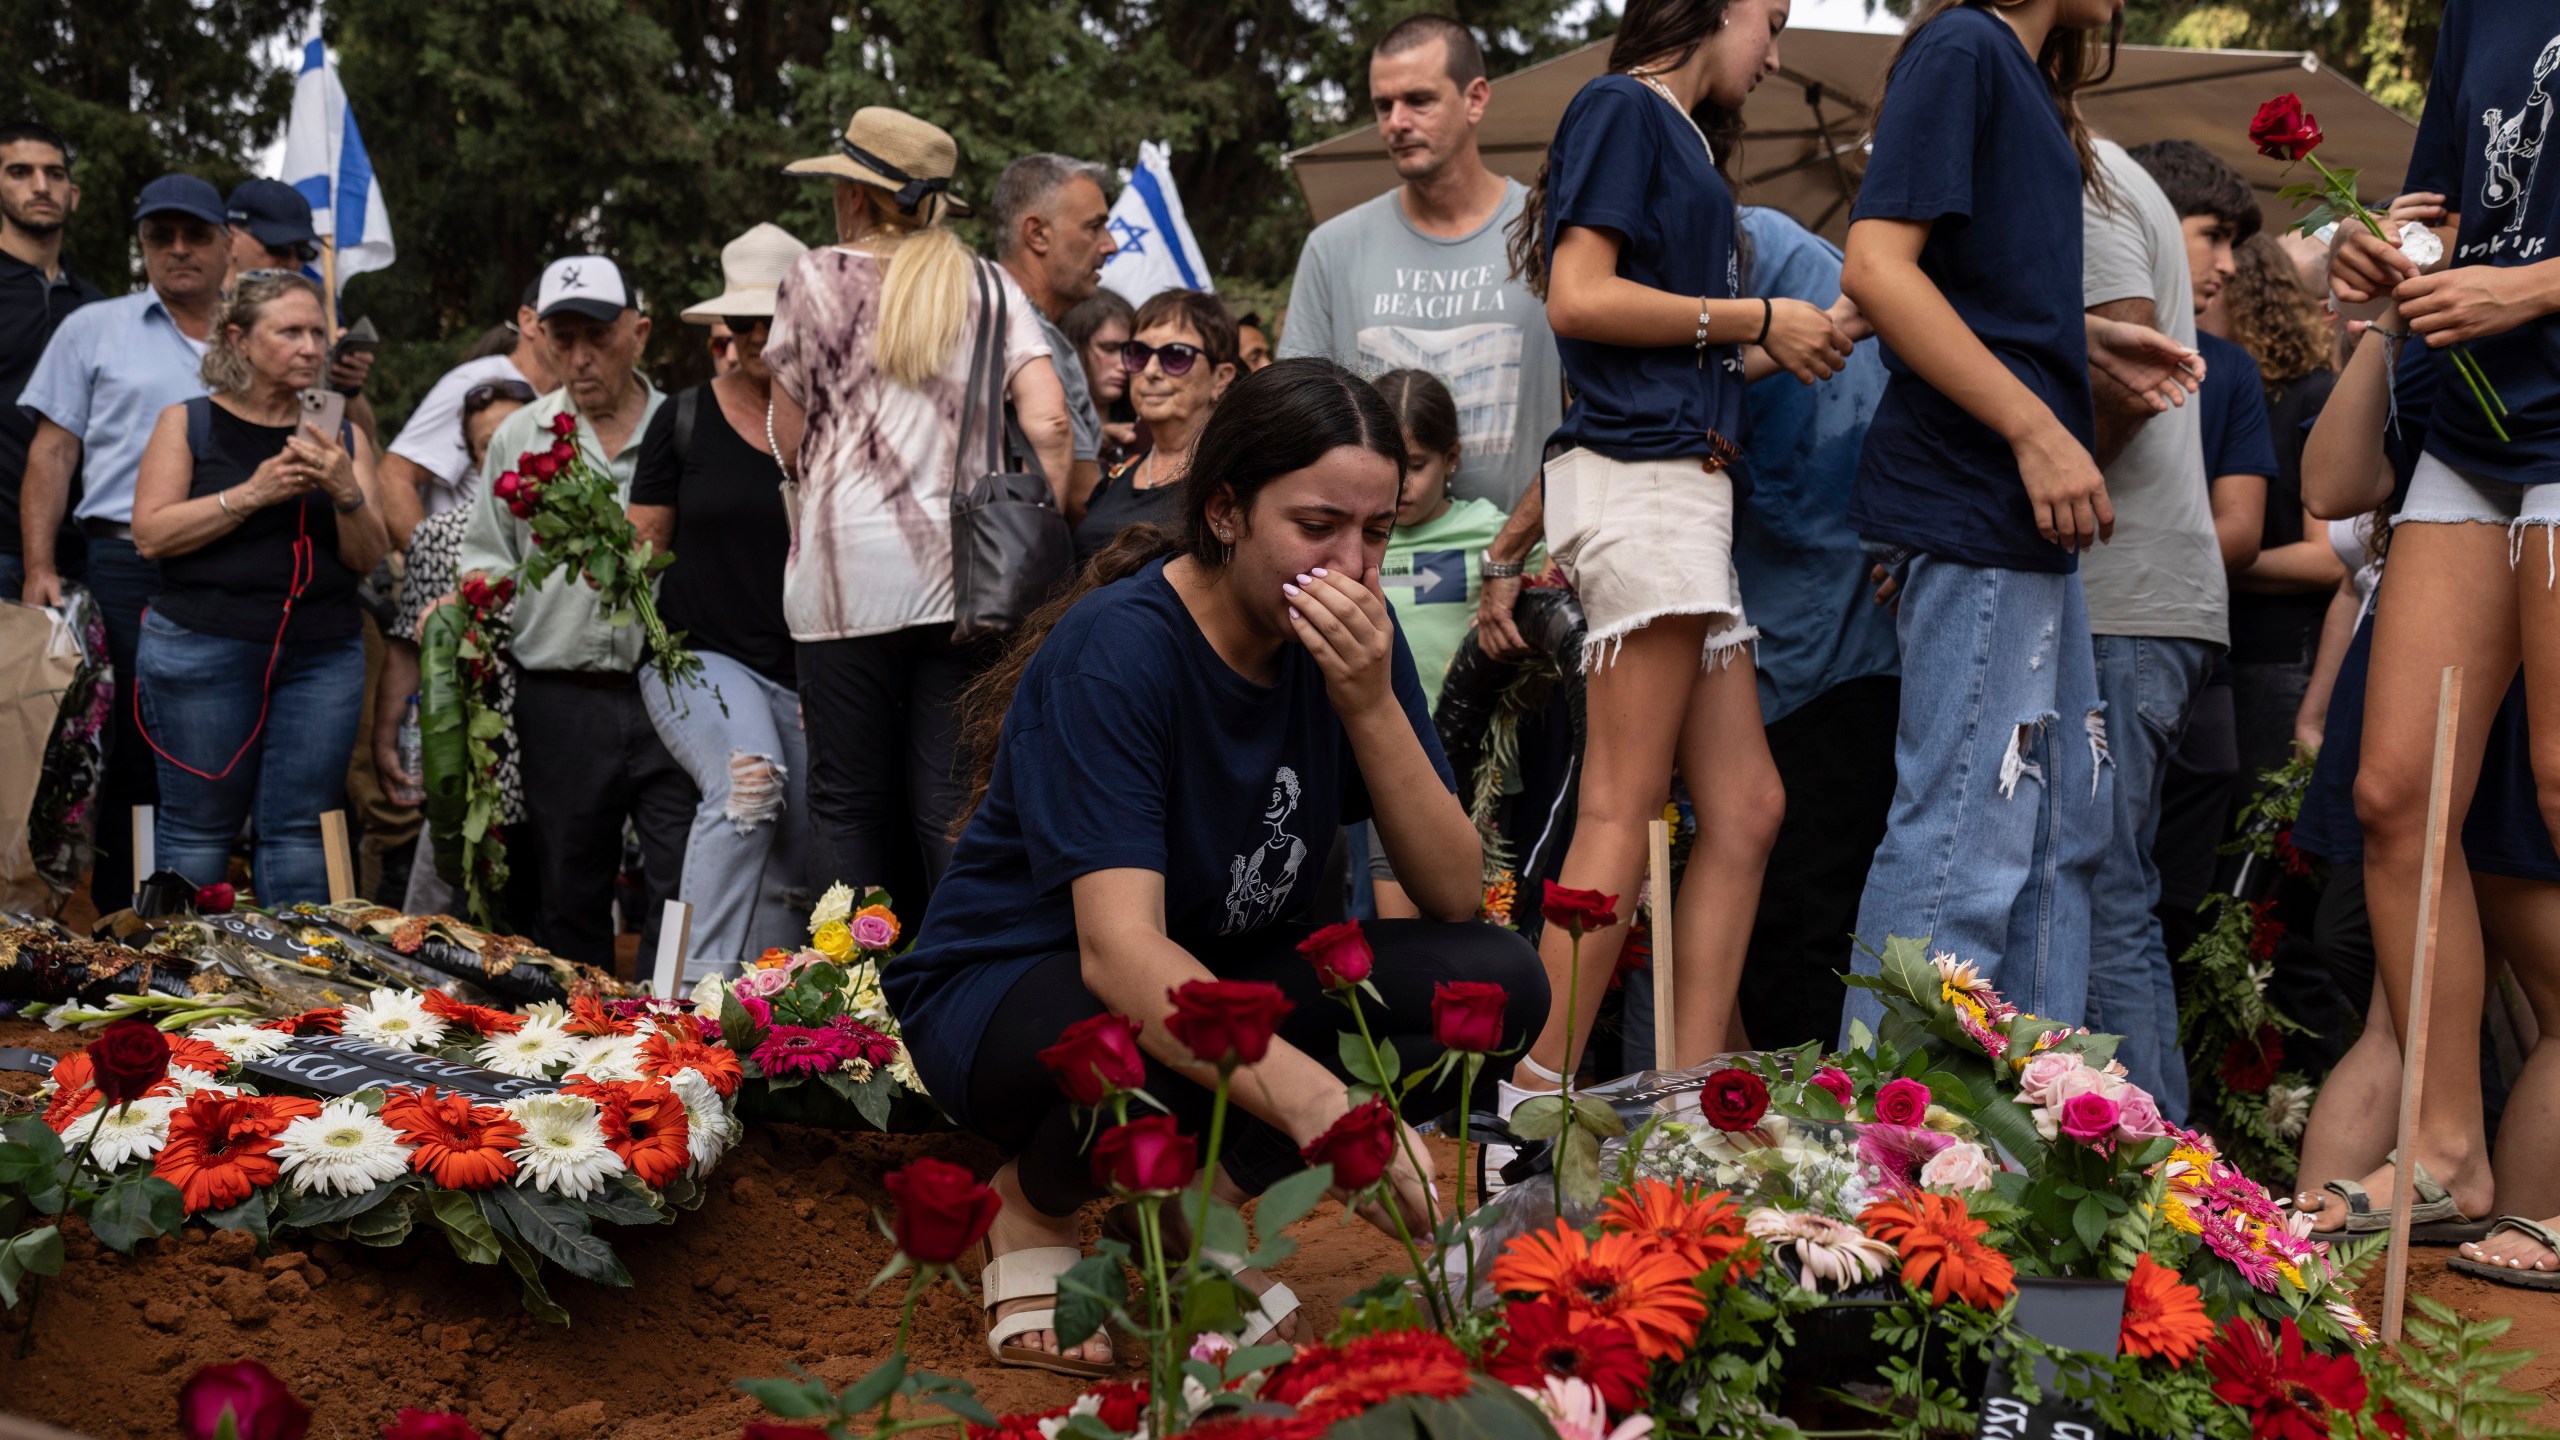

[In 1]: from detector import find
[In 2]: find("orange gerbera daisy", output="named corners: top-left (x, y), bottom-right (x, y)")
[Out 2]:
top-left (1491, 1220), bottom-right (1708, 1359)
top-left (2120, 1255), bottom-right (2213, 1365)
top-left (152, 1093), bottom-right (317, 1213)
top-left (420, 989), bottom-right (525, 1035)
top-left (380, 1088), bottom-right (525, 1189)
top-left (1599, 1177), bottom-right (1760, 1281)
top-left (164, 1036), bottom-right (234, 1076)
top-left (256, 1007), bottom-right (345, 1035)
top-left (638, 1028), bottom-right (743, 1099)
top-left (565, 995), bottom-right (637, 1038)
top-left (1860, 1192), bottom-right (2016, 1309)
top-left (564, 1077), bottom-right (693, 1188)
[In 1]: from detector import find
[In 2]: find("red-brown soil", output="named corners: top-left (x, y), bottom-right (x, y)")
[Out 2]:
top-left (5, 1014), bottom-right (2556, 1439)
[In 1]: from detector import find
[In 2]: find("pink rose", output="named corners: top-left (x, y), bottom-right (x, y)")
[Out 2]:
top-left (1872, 1077), bottom-right (1931, 1127)
top-left (738, 967), bottom-right (793, 998)
top-left (736, 993), bottom-right (773, 1030)
top-left (2016, 1050), bottom-right (2083, 1106)
top-left (2058, 1091), bottom-right (2121, 1145)
top-left (852, 913), bottom-right (897, 950)
top-left (1919, 1140), bottom-right (1995, 1192)
top-left (2113, 1086), bottom-right (2168, 1141)
top-left (1810, 1067), bottom-right (1856, 1109)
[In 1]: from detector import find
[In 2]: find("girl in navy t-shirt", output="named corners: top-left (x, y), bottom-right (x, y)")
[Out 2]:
top-left (887, 359), bottom-right (1546, 1375)
top-left (2323, 0), bottom-right (2560, 1281)
top-left (1834, 0), bottom-right (2203, 1038)
top-left (1496, 0), bottom-right (1858, 1116)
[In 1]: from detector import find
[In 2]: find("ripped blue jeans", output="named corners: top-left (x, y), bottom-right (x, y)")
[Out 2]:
top-left (641, 650), bottom-right (813, 976)
top-left (1842, 555), bottom-right (2112, 1041)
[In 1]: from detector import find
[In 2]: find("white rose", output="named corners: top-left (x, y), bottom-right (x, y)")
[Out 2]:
top-left (1920, 1141), bottom-right (1995, 1192)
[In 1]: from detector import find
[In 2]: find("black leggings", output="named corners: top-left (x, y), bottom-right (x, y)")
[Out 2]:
top-left (967, 919), bottom-right (1549, 1219)
top-left (796, 624), bottom-right (986, 921)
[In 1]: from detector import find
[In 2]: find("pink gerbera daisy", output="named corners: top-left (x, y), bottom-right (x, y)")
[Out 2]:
top-left (752, 1024), bottom-right (855, 1079)
top-left (2199, 1210), bottom-right (2280, 1290)
top-left (827, 1017), bottom-right (900, 1067)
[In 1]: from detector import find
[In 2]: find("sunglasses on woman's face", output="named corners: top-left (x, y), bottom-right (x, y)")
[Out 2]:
top-left (1120, 340), bottom-right (1219, 378)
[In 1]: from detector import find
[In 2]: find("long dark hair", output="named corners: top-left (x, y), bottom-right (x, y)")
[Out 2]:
top-left (1874, 1), bottom-right (2121, 205)
top-left (953, 357), bottom-right (1409, 829)
top-left (1506, 0), bottom-right (1743, 298)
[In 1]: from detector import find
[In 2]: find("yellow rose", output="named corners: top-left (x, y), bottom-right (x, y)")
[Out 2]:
top-left (811, 921), bottom-right (854, 960)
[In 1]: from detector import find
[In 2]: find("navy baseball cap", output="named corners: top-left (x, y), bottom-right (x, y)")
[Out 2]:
top-left (226, 178), bottom-right (319, 258)
top-left (132, 173), bottom-right (226, 228)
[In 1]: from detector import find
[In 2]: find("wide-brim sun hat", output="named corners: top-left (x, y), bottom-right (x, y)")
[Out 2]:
top-left (682, 222), bottom-right (811, 325)
top-left (783, 106), bottom-right (973, 219)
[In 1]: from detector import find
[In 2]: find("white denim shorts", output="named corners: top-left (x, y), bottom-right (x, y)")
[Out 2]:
top-left (2395, 452), bottom-right (2560, 584)
top-left (1542, 446), bottom-right (1754, 672)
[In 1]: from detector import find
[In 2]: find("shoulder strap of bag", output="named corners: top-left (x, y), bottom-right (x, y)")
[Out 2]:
top-left (673, 384), bottom-right (700, 461)
top-left (185, 394), bottom-right (214, 460)
top-left (955, 260), bottom-right (1004, 489)
top-left (981, 267), bottom-right (1009, 475)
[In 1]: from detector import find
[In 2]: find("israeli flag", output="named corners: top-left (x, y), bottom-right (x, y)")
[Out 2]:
top-left (1097, 141), bottom-right (1213, 306)
top-left (280, 29), bottom-right (395, 286)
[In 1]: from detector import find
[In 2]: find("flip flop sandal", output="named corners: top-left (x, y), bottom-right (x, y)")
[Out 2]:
top-left (2320, 1154), bottom-right (2494, 1245)
top-left (979, 1240), bottom-right (1117, 1378)
top-left (1097, 1204), bottom-right (1299, 1345)
top-left (2448, 1216), bottom-right (2560, 1291)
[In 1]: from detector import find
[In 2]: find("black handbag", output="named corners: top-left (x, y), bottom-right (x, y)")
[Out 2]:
top-left (948, 261), bottom-right (1073, 644)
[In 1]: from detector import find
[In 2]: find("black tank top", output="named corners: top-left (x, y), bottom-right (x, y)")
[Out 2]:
top-left (151, 398), bottom-right (361, 644)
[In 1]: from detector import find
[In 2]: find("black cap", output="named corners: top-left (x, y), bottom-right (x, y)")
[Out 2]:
top-left (226, 179), bottom-right (319, 259)
top-left (132, 174), bottom-right (226, 228)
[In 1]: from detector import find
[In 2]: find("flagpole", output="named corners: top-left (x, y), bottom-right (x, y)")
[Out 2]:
top-left (320, 238), bottom-right (339, 342)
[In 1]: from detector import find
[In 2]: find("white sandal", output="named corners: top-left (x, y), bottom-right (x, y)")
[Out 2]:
top-left (979, 1241), bottom-right (1117, 1377)
top-left (1204, 1247), bottom-right (1299, 1346)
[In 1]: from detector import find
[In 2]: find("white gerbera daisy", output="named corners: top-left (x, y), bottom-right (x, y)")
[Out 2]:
top-left (668, 1069), bottom-right (737, 1174)
top-left (504, 1093), bottom-right (624, 1199)
top-left (476, 1021), bottom-right (578, 1079)
top-left (1745, 1207), bottom-right (1895, 1292)
top-left (565, 1032), bottom-right (646, 1082)
top-left (2264, 1083), bottom-right (2314, 1141)
top-left (59, 1094), bottom-right (180, 1170)
top-left (343, 990), bottom-right (450, 1052)
top-left (274, 1098), bottom-right (413, 1196)
top-left (191, 1021), bottom-right (295, 1062)
top-left (809, 881), bottom-right (855, 933)
top-left (164, 1065), bottom-right (241, 1096)
top-left (887, 1048), bottom-right (923, 1094)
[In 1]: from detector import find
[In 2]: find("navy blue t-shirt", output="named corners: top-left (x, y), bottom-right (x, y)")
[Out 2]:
top-left (2403, 0), bottom-right (2560, 484)
top-left (1542, 74), bottom-right (1748, 474)
top-left (2196, 334), bottom-right (2279, 483)
top-left (885, 558), bottom-right (1453, 1125)
top-left (1845, 4), bottom-right (2095, 573)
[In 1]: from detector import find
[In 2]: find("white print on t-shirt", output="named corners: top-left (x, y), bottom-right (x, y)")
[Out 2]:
top-left (1356, 322), bottom-right (1524, 459)
top-left (2475, 31), bottom-right (2558, 261)
top-left (1223, 766), bottom-right (1309, 934)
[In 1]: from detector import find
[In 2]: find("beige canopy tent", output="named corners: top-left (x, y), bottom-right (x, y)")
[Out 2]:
top-left (1286, 30), bottom-right (2419, 243)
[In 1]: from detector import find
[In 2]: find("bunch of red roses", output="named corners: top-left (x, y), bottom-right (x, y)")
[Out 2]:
top-left (494, 409), bottom-right (701, 691)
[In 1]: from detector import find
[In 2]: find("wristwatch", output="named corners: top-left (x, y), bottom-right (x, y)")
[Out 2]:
top-left (1480, 550), bottom-right (1526, 580)
top-left (333, 489), bottom-right (368, 515)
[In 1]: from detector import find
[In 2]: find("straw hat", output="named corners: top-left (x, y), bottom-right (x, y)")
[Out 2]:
top-left (681, 223), bottom-right (810, 325)
top-left (783, 107), bottom-right (973, 218)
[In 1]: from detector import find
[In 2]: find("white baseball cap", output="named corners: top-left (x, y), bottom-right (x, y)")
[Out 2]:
top-left (535, 255), bottom-right (636, 324)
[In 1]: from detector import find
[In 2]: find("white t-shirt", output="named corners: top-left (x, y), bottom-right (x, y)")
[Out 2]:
top-left (386, 352), bottom-right (534, 517)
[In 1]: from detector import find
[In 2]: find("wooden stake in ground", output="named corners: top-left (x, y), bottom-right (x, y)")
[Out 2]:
top-left (2382, 664), bottom-right (2461, 1345)
top-left (652, 899), bottom-right (694, 999)
top-left (320, 808), bottom-right (356, 903)
top-left (1648, 817), bottom-right (1676, 1072)
top-left (129, 806), bottom-right (154, 885)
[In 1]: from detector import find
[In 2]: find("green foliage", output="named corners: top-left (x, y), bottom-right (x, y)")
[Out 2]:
top-left (2351, 1298), bottom-right (2560, 1440)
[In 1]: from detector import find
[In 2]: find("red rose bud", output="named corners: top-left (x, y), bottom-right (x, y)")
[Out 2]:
top-left (1164, 979), bottom-right (1293, 1068)
top-left (193, 882), bottom-right (235, 914)
top-left (508, 498), bottom-right (537, 520)
top-left (1872, 1077), bottom-right (1931, 1127)
top-left (1431, 980), bottom-right (1508, 1054)
top-left (549, 411), bottom-right (579, 437)
top-left (1297, 919), bottom-right (1373, 990)
top-left (1300, 1097), bottom-right (1399, 1191)
top-left (1038, 1013), bottom-right (1147, 1106)
top-left (1698, 1067), bottom-right (1769, 1133)
top-left (549, 437), bottom-right (576, 463)
top-left (1540, 880), bottom-right (1620, 937)
top-left (882, 1156), bottom-right (1000, 1265)
top-left (2248, 93), bottom-right (2324, 161)
top-left (88, 1016), bottom-right (173, 1104)
top-left (1092, 1113), bottom-right (1198, 1195)
top-left (178, 1358), bottom-right (310, 1440)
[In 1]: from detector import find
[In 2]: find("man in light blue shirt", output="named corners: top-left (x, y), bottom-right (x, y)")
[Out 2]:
top-left (18, 172), bottom-right (227, 911)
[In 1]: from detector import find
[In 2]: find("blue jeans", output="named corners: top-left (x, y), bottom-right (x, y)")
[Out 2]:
top-left (85, 537), bottom-right (163, 909)
top-left (642, 651), bottom-right (813, 974)
top-left (134, 610), bottom-right (363, 905)
top-left (2085, 634), bottom-right (2212, 1122)
top-left (1843, 556), bottom-right (2112, 1038)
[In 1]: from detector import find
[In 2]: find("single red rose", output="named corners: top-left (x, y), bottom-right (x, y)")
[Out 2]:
top-left (178, 1359), bottom-right (310, 1440)
top-left (1298, 920), bottom-right (1374, 990)
top-left (1540, 880), bottom-right (1620, 938)
top-left (493, 472), bottom-right (520, 499)
top-left (1872, 1077), bottom-right (1931, 1127)
top-left (1699, 1067), bottom-right (1768, 1133)
top-left (382, 1410), bottom-right (483, 1440)
top-left (2248, 94), bottom-right (2324, 162)
top-left (193, 882), bottom-right (235, 914)
top-left (89, 1016), bottom-right (172, 1105)
top-left (883, 1156), bottom-right (1000, 1265)
top-left (528, 452), bottom-right (559, 480)
top-left (1432, 980), bottom-right (1508, 1054)
top-left (1810, 1067), bottom-right (1857, 1108)
top-left (549, 411), bottom-right (579, 437)
top-left (507, 497), bottom-right (537, 520)
top-left (1038, 1013), bottom-right (1147, 1107)
top-left (1164, 979), bottom-right (1293, 1068)
top-left (1300, 1096), bottom-right (1399, 1191)
top-left (1092, 1113), bottom-right (1198, 1195)
top-left (548, 436), bottom-right (576, 463)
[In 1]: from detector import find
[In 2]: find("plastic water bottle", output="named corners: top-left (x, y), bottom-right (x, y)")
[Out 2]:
top-left (394, 694), bottom-right (425, 807)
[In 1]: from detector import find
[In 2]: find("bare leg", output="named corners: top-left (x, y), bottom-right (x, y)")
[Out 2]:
top-left (1668, 643), bottom-right (1783, 1070)
top-left (2461, 877), bottom-right (2560, 1272)
top-left (986, 1161), bottom-right (1117, 1366)
top-left (2294, 979), bottom-right (2399, 1209)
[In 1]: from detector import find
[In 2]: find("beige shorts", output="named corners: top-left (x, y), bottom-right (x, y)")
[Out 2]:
top-left (1543, 447), bottom-right (1754, 672)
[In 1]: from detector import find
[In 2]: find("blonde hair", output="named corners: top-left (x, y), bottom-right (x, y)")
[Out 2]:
top-left (201, 272), bottom-right (325, 396)
top-left (864, 187), bottom-right (974, 389)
